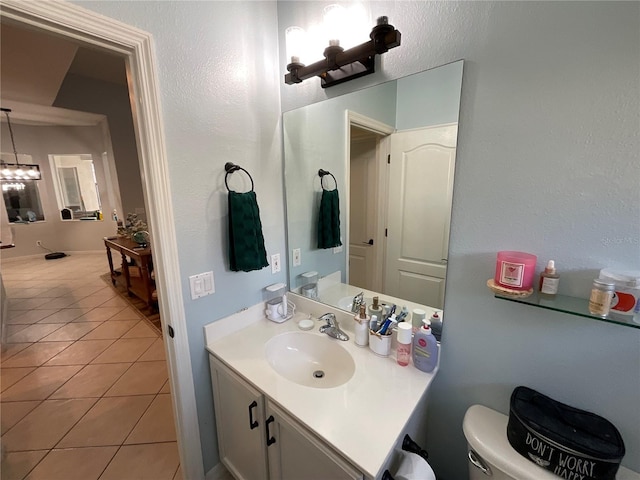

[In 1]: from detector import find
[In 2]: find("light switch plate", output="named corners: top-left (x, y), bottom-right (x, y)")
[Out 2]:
top-left (333, 245), bottom-right (343, 254)
top-left (189, 271), bottom-right (215, 300)
top-left (293, 248), bottom-right (301, 267)
top-left (271, 254), bottom-right (281, 274)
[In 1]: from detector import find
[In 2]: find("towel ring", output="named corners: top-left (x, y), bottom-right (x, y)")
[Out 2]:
top-left (318, 169), bottom-right (337, 191)
top-left (225, 162), bottom-right (255, 192)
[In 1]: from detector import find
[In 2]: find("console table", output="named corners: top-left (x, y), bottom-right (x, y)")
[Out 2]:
top-left (104, 236), bottom-right (155, 309)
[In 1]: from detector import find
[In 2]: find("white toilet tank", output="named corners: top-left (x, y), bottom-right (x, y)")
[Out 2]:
top-left (463, 404), bottom-right (640, 480)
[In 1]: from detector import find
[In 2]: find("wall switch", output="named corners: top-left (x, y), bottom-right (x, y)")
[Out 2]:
top-left (271, 254), bottom-right (281, 274)
top-left (189, 271), bottom-right (215, 300)
top-left (292, 248), bottom-right (301, 267)
top-left (333, 245), bottom-right (343, 254)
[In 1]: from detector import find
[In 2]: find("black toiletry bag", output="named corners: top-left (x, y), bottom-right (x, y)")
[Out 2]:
top-left (507, 386), bottom-right (625, 480)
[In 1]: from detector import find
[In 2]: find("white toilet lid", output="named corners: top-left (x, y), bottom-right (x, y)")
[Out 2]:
top-left (463, 405), bottom-right (639, 480)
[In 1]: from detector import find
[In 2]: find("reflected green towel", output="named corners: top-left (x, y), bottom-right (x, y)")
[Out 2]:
top-left (317, 189), bottom-right (342, 249)
top-left (228, 191), bottom-right (269, 272)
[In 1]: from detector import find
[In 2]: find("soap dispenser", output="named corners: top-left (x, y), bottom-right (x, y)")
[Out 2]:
top-left (412, 319), bottom-right (438, 373)
top-left (368, 296), bottom-right (383, 319)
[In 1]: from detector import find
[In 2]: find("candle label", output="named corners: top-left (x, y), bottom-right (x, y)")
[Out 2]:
top-left (500, 261), bottom-right (525, 287)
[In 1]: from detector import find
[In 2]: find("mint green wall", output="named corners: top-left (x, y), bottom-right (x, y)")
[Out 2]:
top-left (279, 2), bottom-right (640, 479)
top-left (396, 60), bottom-right (463, 130)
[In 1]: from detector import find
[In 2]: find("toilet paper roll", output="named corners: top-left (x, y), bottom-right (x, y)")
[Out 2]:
top-left (394, 450), bottom-right (436, 480)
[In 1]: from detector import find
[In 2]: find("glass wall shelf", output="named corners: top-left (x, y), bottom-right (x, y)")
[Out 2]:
top-left (495, 292), bottom-right (640, 330)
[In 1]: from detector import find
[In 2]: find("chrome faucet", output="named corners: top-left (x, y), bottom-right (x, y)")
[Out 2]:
top-left (318, 313), bottom-right (349, 341)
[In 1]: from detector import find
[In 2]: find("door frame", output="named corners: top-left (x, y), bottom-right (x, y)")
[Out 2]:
top-left (0, 1), bottom-right (203, 478)
top-left (345, 111), bottom-right (394, 292)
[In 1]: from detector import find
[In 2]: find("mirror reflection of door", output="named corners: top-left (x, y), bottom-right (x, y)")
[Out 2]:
top-left (384, 124), bottom-right (457, 309)
top-left (348, 125), bottom-right (391, 293)
top-left (49, 154), bottom-right (102, 218)
top-left (58, 167), bottom-right (85, 211)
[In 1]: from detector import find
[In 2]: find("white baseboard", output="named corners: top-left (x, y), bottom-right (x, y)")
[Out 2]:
top-left (205, 462), bottom-right (232, 480)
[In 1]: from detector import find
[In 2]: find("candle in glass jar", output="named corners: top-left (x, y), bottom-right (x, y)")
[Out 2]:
top-left (494, 251), bottom-right (537, 291)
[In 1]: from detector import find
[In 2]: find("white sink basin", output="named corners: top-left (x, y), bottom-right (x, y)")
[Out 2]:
top-left (265, 332), bottom-right (355, 388)
top-left (337, 296), bottom-right (373, 312)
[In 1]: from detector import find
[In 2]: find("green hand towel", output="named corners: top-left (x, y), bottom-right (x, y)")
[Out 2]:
top-left (228, 191), bottom-right (269, 272)
top-left (317, 188), bottom-right (342, 249)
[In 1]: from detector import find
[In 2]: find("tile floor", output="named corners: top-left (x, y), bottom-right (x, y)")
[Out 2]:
top-left (1, 253), bottom-right (181, 480)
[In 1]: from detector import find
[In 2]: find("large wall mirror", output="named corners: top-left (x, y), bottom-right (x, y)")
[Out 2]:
top-left (284, 60), bottom-right (463, 325)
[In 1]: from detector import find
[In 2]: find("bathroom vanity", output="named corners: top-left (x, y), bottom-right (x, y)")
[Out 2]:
top-left (205, 295), bottom-right (437, 480)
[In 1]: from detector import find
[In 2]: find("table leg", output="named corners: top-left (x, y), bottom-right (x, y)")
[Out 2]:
top-left (106, 245), bottom-right (116, 285)
top-left (121, 253), bottom-right (132, 295)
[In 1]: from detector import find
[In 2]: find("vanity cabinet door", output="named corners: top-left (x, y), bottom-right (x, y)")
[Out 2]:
top-left (210, 356), bottom-right (269, 480)
top-left (266, 401), bottom-right (363, 480)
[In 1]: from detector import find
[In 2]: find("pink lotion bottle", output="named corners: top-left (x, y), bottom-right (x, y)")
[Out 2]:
top-left (396, 323), bottom-right (412, 366)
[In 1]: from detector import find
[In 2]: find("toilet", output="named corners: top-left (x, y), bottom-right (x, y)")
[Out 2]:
top-left (463, 404), bottom-right (640, 480)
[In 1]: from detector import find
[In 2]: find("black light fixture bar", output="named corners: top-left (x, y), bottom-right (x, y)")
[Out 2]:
top-left (285, 16), bottom-right (401, 89)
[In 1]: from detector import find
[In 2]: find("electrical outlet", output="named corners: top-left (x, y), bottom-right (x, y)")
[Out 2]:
top-left (271, 254), bottom-right (281, 274)
top-left (293, 248), bottom-right (301, 267)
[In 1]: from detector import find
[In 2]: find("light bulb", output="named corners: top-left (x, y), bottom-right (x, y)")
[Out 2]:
top-left (285, 26), bottom-right (306, 64)
top-left (323, 4), bottom-right (347, 46)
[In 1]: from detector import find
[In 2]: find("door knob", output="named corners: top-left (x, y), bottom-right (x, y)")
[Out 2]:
top-left (362, 239), bottom-right (374, 245)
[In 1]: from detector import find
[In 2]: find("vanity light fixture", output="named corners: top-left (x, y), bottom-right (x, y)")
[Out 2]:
top-left (285, 15), bottom-right (401, 89)
top-left (0, 108), bottom-right (41, 182)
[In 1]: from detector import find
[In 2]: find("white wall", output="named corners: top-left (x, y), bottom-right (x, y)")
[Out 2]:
top-left (72, 1), bottom-right (284, 474)
top-left (278, 2), bottom-right (640, 479)
top-left (0, 123), bottom-right (119, 259)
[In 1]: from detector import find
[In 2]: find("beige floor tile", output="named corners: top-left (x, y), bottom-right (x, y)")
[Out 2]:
top-left (98, 442), bottom-right (179, 480)
top-left (91, 337), bottom-right (156, 364)
top-left (37, 308), bottom-right (86, 324)
top-left (1, 365), bottom-right (83, 401)
top-left (0, 342), bottom-right (31, 362)
top-left (0, 367), bottom-right (36, 392)
top-left (68, 295), bottom-right (109, 309)
top-left (50, 363), bottom-right (131, 398)
top-left (109, 306), bottom-right (142, 321)
top-left (58, 395), bottom-right (154, 447)
top-left (7, 308), bottom-right (61, 324)
top-left (36, 296), bottom-right (79, 310)
top-left (105, 360), bottom-right (167, 396)
top-left (5, 324), bottom-right (30, 337)
top-left (98, 296), bottom-right (129, 308)
top-left (0, 450), bottom-right (48, 480)
top-left (6, 323), bottom-right (64, 343)
top-left (45, 339), bottom-right (115, 366)
top-left (24, 446), bottom-right (119, 480)
top-left (125, 394), bottom-right (176, 444)
top-left (1, 398), bottom-right (97, 451)
top-left (40, 322), bottom-right (103, 342)
top-left (138, 338), bottom-right (166, 362)
top-left (10, 297), bottom-right (54, 310)
top-left (122, 321), bottom-right (158, 339)
top-left (82, 320), bottom-right (138, 341)
top-left (69, 285), bottom-right (104, 299)
top-left (1, 400), bottom-right (41, 434)
top-left (72, 306), bottom-right (126, 323)
top-left (173, 465), bottom-right (183, 480)
top-left (1, 342), bottom-right (74, 368)
top-left (160, 380), bottom-right (171, 394)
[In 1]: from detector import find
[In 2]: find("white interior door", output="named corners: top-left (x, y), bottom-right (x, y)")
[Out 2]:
top-left (349, 130), bottom-right (378, 291)
top-left (384, 125), bottom-right (457, 308)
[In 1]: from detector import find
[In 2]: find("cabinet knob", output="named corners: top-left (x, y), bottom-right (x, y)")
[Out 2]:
top-left (248, 401), bottom-right (259, 430)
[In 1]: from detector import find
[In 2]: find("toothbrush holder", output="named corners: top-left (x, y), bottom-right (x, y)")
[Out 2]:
top-left (369, 330), bottom-right (391, 357)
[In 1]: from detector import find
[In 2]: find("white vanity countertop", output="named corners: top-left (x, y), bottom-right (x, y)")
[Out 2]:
top-left (205, 302), bottom-right (437, 479)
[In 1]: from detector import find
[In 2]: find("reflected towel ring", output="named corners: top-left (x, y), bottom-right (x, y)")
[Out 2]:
top-left (318, 169), bottom-right (337, 191)
top-left (225, 162), bottom-right (255, 192)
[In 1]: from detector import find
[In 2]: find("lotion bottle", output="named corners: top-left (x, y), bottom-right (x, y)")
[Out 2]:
top-left (412, 319), bottom-right (438, 373)
top-left (353, 304), bottom-right (370, 347)
top-left (368, 296), bottom-right (383, 320)
top-left (539, 260), bottom-right (560, 298)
